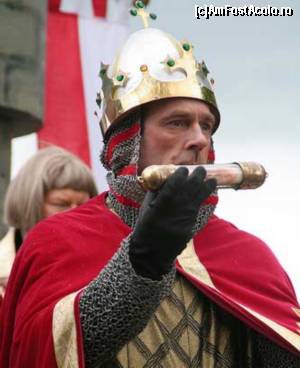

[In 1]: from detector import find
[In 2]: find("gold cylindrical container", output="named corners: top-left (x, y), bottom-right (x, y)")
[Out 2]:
top-left (138, 162), bottom-right (267, 191)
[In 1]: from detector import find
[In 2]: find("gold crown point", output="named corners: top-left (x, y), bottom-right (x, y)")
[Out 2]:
top-left (99, 63), bottom-right (109, 78)
top-left (201, 61), bottom-right (210, 77)
top-left (100, 70), bottom-right (113, 102)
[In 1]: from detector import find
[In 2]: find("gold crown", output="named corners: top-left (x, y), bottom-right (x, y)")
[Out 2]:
top-left (97, 1), bottom-right (219, 137)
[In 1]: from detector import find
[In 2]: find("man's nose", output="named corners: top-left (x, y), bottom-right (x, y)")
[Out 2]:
top-left (184, 124), bottom-right (209, 151)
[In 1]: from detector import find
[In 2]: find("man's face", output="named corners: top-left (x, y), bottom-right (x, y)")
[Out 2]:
top-left (139, 98), bottom-right (216, 173)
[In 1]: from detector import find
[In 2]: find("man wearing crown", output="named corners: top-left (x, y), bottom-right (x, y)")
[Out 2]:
top-left (1, 3), bottom-right (300, 368)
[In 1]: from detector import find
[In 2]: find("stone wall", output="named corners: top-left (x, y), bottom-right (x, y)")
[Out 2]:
top-left (0, 0), bottom-right (46, 237)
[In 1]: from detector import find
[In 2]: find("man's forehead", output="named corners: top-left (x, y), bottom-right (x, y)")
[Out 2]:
top-left (143, 97), bottom-right (216, 121)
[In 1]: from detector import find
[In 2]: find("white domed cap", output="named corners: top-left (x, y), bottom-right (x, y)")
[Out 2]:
top-left (108, 28), bottom-right (187, 98)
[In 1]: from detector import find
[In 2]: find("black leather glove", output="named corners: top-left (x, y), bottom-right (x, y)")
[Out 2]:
top-left (129, 167), bottom-right (216, 280)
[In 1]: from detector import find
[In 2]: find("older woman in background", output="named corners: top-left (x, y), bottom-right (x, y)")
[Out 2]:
top-left (0, 146), bottom-right (98, 298)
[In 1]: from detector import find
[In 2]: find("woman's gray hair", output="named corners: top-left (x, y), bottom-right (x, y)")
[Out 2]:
top-left (4, 146), bottom-right (98, 235)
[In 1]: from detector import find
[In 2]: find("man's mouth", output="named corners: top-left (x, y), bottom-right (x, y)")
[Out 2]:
top-left (176, 152), bottom-right (206, 166)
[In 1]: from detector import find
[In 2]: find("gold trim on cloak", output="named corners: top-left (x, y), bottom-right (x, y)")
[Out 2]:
top-left (177, 240), bottom-right (300, 352)
top-left (293, 307), bottom-right (300, 319)
top-left (52, 291), bottom-right (80, 368)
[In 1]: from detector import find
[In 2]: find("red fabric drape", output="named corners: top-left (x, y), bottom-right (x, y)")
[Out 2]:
top-left (0, 194), bottom-right (299, 367)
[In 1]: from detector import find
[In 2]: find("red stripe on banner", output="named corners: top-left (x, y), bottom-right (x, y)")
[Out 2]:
top-left (39, 11), bottom-right (91, 166)
top-left (106, 123), bottom-right (140, 163)
top-left (92, 0), bottom-right (107, 17)
top-left (111, 190), bottom-right (141, 209)
top-left (48, 0), bottom-right (61, 12)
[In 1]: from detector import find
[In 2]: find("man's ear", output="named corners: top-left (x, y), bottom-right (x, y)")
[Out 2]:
top-left (207, 105), bottom-right (219, 134)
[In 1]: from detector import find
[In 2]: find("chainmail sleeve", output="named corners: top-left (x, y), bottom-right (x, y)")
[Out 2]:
top-left (79, 235), bottom-right (176, 368)
top-left (253, 331), bottom-right (300, 367)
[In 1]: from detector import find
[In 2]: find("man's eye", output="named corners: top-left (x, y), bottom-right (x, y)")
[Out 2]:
top-left (201, 122), bottom-right (213, 132)
top-left (168, 120), bottom-right (186, 127)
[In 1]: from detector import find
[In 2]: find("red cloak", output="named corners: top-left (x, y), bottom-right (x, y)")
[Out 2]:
top-left (0, 193), bottom-right (299, 367)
